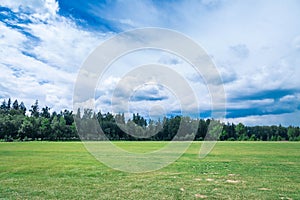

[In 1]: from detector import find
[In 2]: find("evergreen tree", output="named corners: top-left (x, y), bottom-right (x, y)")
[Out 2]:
top-left (41, 106), bottom-right (51, 118)
top-left (62, 109), bottom-right (74, 125)
top-left (30, 100), bottom-right (39, 118)
top-left (7, 98), bottom-right (11, 110)
top-left (19, 102), bottom-right (27, 115)
top-left (12, 99), bottom-right (19, 110)
top-left (18, 117), bottom-right (34, 140)
top-left (0, 100), bottom-right (7, 113)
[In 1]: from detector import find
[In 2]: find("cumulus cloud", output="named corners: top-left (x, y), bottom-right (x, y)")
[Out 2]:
top-left (1, 0), bottom-right (300, 125)
top-left (96, 64), bottom-right (200, 118)
top-left (0, 0), bottom-right (107, 111)
top-left (225, 110), bottom-right (300, 127)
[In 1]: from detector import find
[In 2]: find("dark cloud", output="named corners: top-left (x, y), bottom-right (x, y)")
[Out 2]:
top-left (130, 95), bottom-right (168, 102)
top-left (1, 0), bottom-right (300, 126)
top-left (38, 80), bottom-right (50, 85)
top-left (129, 84), bottom-right (169, 102)
top-left (230, 89), bottom-right (297, 102)
top-left (226, 106), bottom-right (297, 118)
top-left (130, 89), bottom-right (168, 101)
top-left (226, 89), bottom-right (300, 118)
top-left (220, 71), bottom-right (237, 84)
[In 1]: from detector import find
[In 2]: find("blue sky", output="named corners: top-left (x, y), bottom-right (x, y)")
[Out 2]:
top-left (0, 0), bottom-right (300, 126)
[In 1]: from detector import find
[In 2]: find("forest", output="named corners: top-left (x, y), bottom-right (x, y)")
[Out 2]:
top-left (0, 98), bottom-right (299, 142)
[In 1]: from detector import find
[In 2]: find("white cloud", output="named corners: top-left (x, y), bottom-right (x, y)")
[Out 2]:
top-left (0, 0), bottom-right (59, 21)
top-left (0, 0), bottom-right (108, 112)
top-left (279, 95), bottom-right (297, 103)
top-left (225, 110), bottom-right (300, 127)
top-left (91, 49), bottom-right (215, 117)
top-left (89, 0), bottom-right (300, 102)
top-left (227, 99), bottom-right (274, 110)
top-left (1, 0), bottom-right (300, 125)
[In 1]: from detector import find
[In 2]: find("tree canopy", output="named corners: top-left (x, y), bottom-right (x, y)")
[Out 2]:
top-left (0, 98), bottom-right (299, 142)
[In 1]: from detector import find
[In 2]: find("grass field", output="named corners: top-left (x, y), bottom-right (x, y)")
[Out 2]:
top-left (0, 141), bottom-right (299, 199)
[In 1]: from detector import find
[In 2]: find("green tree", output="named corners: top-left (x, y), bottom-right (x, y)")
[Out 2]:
top-left (18, 117), bottom-right (34, 140)
top-left (30, 100), bottom-right (39, 118)
top-left (7, 98), bottom-right (11, 110)
top-left (9, 99), bottom-right (22, 115)
top-left (50, 116), bottom-right (67, 140)
top-left (0, 100), bottom-right (7, 113)
top-left (287, 126), bottom-right (298, 141)
top-left (206, 120), bottom-right (223, 141)
top-left (39, 117), bottom-right (51, 140)
top-left (62, 109), bottom-right (74, 125)
top-left (12, 99), bottom-right (19, 110)
top-left (19, 102), bottom-right (27, 115)
top-left (235, 123), bottom-right (247, 140)
top-left (220, 129), bottom-right (229, 141)
top-left (133, 113), bottom-right (147, 127)
top-left (41, 106), bottom-right (51, 118)
top-left (49, 116), bottom-right (59, 140)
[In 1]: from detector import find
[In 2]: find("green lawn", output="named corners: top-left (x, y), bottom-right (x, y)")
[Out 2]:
top-left (0, 141), bottom-right (299, 199)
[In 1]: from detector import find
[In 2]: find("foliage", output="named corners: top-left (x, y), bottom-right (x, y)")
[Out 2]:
top-left (0, 98), bottom-right (299, 141)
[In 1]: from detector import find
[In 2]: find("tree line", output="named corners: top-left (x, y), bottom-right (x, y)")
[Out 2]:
top-left (0, 98), bottom-right (300, 141)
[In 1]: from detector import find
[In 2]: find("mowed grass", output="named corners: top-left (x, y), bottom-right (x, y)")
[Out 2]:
top-left (0, 141), bottom-right (299, 199)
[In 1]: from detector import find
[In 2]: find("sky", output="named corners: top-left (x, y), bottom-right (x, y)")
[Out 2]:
top-left (0, 0), bottom-right (300, 126)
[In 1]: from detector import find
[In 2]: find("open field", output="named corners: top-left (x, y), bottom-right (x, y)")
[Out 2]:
top-left (0, 141), bottom-right (299, 199)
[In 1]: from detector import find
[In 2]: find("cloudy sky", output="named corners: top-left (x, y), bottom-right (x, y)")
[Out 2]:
top-left (0, 0), bottom-right (300, 126)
